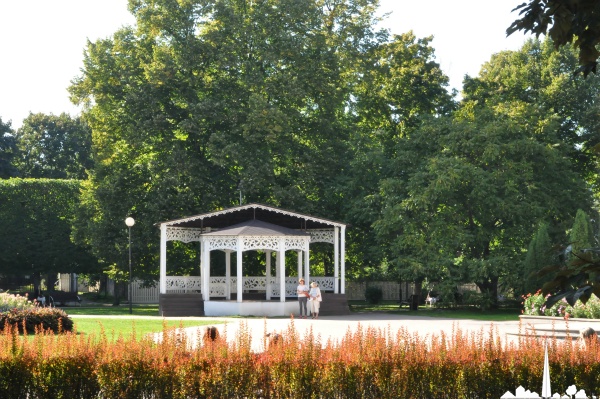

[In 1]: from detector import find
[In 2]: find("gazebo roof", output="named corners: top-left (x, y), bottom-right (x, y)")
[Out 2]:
top-left (160, 203), bottom-right (346, 230)
top-left (202, 219), bottom-right (310, 236)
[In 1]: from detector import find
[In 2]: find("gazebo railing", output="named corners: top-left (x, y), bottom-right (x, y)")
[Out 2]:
top-left (165, 276), bottom-right (334, 297)
top-left (165, 276), bottom-right (202, 292)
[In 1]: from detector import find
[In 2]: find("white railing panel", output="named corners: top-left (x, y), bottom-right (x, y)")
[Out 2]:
top-left (309, 277), bottom-right (334, 292)
top-left (158, 276), bottom-right (336, 299)
top-left (165, 276), bottom-right (202, 292)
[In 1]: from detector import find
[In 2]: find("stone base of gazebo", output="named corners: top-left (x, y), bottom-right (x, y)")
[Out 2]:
top-left (204, 300), bottom-right (299, 317)
top-left (159, 293), bottom-right (351, 317)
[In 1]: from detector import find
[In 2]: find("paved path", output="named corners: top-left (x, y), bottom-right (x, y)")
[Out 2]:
top-left (72, 313), bottom-right (600, 352)
top-left (146, 313), bottom-right (600, 352)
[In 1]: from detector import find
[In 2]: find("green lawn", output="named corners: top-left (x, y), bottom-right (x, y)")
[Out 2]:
top-left (53, 300), bottom-right (520, 341)
top-left (56, 304), bottom-right (216, 340)
top-left (71, 318), bottom-right (215, 341)
top-left (63, 304), bottom-right (160, 316)
top-left (349, 300), bottom-right (522, 321)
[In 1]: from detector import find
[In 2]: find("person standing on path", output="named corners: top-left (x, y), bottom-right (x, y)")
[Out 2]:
top-left (296, 279), bottom-right (309, 318)
top-left (309, 281), bottom-right (322, 319)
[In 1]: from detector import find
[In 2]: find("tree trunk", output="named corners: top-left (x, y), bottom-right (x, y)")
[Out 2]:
top-left (31, 271), bottom-right (41, 298)
top-left (475, 276), bottom-right (499, 310)
top-left (112, 282), bottom-right (123, 306)
top-left (45, 273), bottom-right (56, 292)
top-left (99, 275), bottom-right (108, 298)
top-left (412, 279), bottom-right (424, 310)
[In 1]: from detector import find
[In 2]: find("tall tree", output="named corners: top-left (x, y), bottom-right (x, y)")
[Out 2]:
top-left (0, 179), bottom-right (99, 296)
top-left (569, 208), bottom-right (594, 254)
top-left (0, 117), bottom-right (18, 179)
top-left (69, 0), bottom-right (387, 278)
top-left (337, 32), bottom-right (455, 277)
top-left (374, 101), bottom-right (591, 305)
top-left (522, 222), bottom-right (553, 295)
top-left (14, 113), bottom-right (92, 179)
top-left (462, 38), bottom-right (600, 185)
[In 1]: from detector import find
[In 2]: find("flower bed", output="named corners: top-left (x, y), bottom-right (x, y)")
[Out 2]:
top-left (0, 292), bottom-right (73, 333)
top-left (522, 291), bottom-right (600, 319)
top-left (0, 322), bottom-right (599, 398)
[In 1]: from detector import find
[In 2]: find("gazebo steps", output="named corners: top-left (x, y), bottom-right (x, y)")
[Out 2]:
top-left (159, 293), bottom-right (204, 317)
top-left (319, 293), bottom-right (351, 316)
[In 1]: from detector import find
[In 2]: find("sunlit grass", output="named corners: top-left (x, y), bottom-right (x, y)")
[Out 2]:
top-left (50, 304), bottom-right (219, 341)
top-left (72, 317), bottom-right (215, 341)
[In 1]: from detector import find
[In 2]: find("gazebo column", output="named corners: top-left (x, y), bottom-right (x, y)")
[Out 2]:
top-left (341, 225), bottom-right (346, 294)
top-left (278, 240), bottom-right (285, 302)
top-left (225, 250), bottom-right (231, 300)
top-left (297, 250), bottom-right (302, 280)
top-left (160, 225), bottom-right (167, 294)
top-left (236, 237), bottom-right (243, 303)
top-left (202, 239), bottom-right (211, 301)
top-left (304, 244), bottom-right (310, 286)
top-left (334, 226), bottom-right (339, 294)
top-left (198, 240), bottom-right (202, 295)
top-left (266, 250), bottom-right (272, 300)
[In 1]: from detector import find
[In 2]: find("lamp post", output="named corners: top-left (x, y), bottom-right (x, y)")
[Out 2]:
top-left (125, 217), bottom-right (135, 315)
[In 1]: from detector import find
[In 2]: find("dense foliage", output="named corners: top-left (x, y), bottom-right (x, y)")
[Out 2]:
top-left (14, 113), bottom-right (92, 179)
top-left (68, 0), bottom-right (452, 281)
top-left (0, 322), bottom-right (599, 398)
top-left (0, 117), bottom-right (18, 179)
top-left (364, 285), bottom-right (383, 304)
top-left (1, 2), bottom-right (599, 302)
top-left (0, 179), bottom-right (98, 293)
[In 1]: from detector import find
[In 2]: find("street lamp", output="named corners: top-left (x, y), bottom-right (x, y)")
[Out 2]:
top-left (125, 217), bottom-right (135, 315)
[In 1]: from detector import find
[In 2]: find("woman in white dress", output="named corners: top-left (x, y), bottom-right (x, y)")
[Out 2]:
top-left (309, 281), bottom-right (322, 319)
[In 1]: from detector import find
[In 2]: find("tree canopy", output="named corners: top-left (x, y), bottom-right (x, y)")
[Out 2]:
top-left (0, 179), bottom-right (99, 280)
top-left (373, 100), bottom-right (590, 303)
top-left (0, 117), bottom-right (18, 179)
top-left (68, 0), bottom-right (454, 279)
top-left (14, 113), bottom-right (93, 179)
top-left (2, 1), bottom-right (598, 304)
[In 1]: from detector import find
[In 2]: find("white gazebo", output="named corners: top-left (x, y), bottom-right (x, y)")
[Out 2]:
top-left (158, 203), bottom-right (348, 317)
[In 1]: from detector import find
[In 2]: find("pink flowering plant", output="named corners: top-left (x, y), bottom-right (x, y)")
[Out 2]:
top-left (522, 290), bottom-right (600, 318)
top-left (0, 292), bottom-right (35, 313)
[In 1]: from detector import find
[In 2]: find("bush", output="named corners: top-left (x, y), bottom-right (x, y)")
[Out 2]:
top-left (364, 286), bottom-right (383, 304)
top-left (0, 307), bottom-right (73, 334)
top-left (522, 291), bottom-right (600, 318)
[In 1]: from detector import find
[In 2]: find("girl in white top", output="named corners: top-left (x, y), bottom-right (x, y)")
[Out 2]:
top-left (309, 281), bottom-right (322, 319)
